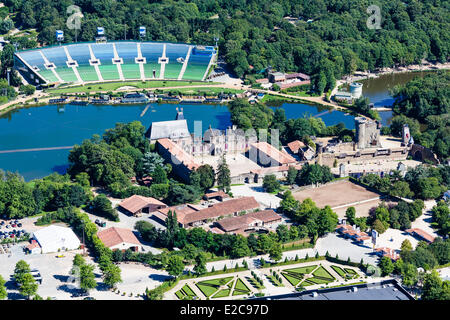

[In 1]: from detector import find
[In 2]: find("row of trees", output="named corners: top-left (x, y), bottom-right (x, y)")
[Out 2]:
top-left (366, 200), bottom-right (425, 234)
top-left (135, 216), bottom-right (308, 265)
top-left (359, 165), bottom-right (449, 200)
top-left (279, 192), bottom-right (339, 240)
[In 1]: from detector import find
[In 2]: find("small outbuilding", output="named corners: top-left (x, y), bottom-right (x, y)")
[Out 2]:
top-left (118, 195), bottom-right (167, 216)
top-left (97, 227), bottom-right (142, 252)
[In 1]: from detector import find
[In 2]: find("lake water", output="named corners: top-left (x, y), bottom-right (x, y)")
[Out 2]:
top-left (360, 70), bottom-right (437, 126)
top-left (0, 102), bottom-right (355, 181)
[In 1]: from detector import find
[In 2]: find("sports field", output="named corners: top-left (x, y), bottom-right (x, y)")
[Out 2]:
top-left (292, 180), bottom-right (382, 217)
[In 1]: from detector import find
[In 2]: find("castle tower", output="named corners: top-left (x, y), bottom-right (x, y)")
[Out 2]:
top-left (350, 82), bottom-right (363, 99)
top-left (355, 117), bottom-right (381, 149)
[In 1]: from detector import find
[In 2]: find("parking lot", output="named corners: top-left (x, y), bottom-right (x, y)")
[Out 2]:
top-left (0, 219), bottom-right (30, 245)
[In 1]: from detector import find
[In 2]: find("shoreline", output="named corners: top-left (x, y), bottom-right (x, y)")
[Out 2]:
top-left (341, 61), bottom-right (450, 84)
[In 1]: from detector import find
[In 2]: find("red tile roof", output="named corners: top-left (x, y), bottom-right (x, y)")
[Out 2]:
top-left (287, 140), bottom-right (305, 153)
top-left (405, 228), bottom-right (435, 243)
top-left (157, 138), bottom-right (199, 170)
top-left (216, 209), bottom-right (281, 232)
top-left (119, 195), bottom-right (167, 214)
top-left (204, 191), bottom-right (230, 200)
top-left (97, 227), bottom-right (141, 248)
top-left (157, 203), bottom-right (202, 224)
top-left (183, 197), bottom-right (260, 225)
top-left (251, 142), bottom-right (296, 165)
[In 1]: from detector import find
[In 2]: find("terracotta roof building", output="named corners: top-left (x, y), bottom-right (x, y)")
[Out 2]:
top-left (287, 140), bottom-right (305, 154)
top-left (118, 194), bottom-right (167, 216)
top-left (215, 209), bottom-right (282, 234)
top-left (156, 197), bottom-right (260, 228)
top-left (203, 190), bottom-right (230, 201)
top-left (405, 228), bottom-right (435, 243)
top-left (97, 227), bottom-right (142, 252)
top-left (154, 203), bottom-right (202, 226)
top-left (157, 138), bottom-right (200, 183)
top-left (250, 142), bottom-right (296, 167)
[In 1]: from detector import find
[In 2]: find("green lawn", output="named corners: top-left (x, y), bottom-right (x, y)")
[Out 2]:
top-left (47, 80), bottom-right (214, 94)
top-left (331, 265), bottom-right (346, 278)
top-left (282, 273), bottom-right (302, 287)
top-left (285, 265), bottom-right (318, 275)
top-left (196, 283), bottom-right (217, 297)
top-left (196, 276), bottom-right (234, 297)
top-left (312, 266), bottom-right (335, 281)
top-left (213, 289), bottom-right (231, 298)
top-left (175, 284), bottom-right (197, 300)
top-left (234, 278), bottom-right (250, 292)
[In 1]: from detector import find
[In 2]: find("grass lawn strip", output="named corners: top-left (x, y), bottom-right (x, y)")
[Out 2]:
top-left (331, 265), bottom-right (347, 278)
top-left (182, 284), bottom-right (196, 298)
top-left (213, 289), bottom-right (231, 298)
top-left (312, 266), bottom-right (335, 281)
top-left (285, 265), bottom-right (317, 274)
top-left (175, 290), bottom-right (185, 299)
top-left (282, 273), bottom-right (302, 286)
top-left (196, 283), bottom-right (218, 297)
top-left (234, 278), bottom-right (250, 292)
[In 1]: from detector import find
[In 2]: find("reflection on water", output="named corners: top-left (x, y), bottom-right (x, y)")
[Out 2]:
top-left (0, 102), bottom-right (355, 181)
top-left (360, 70), bottom-right (436, 107)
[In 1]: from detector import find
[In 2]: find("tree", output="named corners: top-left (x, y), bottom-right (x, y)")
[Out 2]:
top-left (421, 270), bottom-right (450, 300)
top-left (269, 242), bottom-right (283, 262)
top-left (152, 165), bottom-right (167, 184)
top-left (216, 156), bottom-right (231, 192)
top-left (230, 235), bottom-right (251, 258)
top-left (166, 256), bottom-right (185, 278)
top-left (140, 152), bottom-right (164, 177)
top-left (91, 194), bottom-right (119, 221)
top-left (102, 263), bottom-right (122, 288)
top-left (389, 181), bottom-right (413, 198)
top-left (79, 264), bottom-right (97, 292)
top-left (401, 239), bottom-right (413, 253)
top-left (191, 165), bottom-right (215, 191)
top-left (379, 256), bottom-right (394, 276)
top-left (401, 263), bottom-right (418, 287)
top-left (0, 275), bottom-right (7, 300)
top-left (262, 174), bottom-right (280, 193)
top-left (18, 273), bottom-right (38, 300)
top-left (287, 166), bottom-right (297, 185)
top-left (193, 252), bottom-right (207, 275)
top-left (13, 260), bottom-right (31, 284)
top-left (345, 207), bottom-right (356, 225)
top-left (372, 219), bottom-right (387, 234)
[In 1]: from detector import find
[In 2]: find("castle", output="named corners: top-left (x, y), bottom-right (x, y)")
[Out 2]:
top-left (147, 108), bottom-right (257, 157)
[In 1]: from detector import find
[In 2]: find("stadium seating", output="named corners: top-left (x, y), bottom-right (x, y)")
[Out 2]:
top-left (66, 44), bottom-right (99, 82)
top-left (140, 42), bottom-right (164, 79)
top-left (41, 46), bottom-right (79, 83)
top-left (15, 41), bottom-right (215, 85)
top-left (16, 50), bottom-right (60, 83)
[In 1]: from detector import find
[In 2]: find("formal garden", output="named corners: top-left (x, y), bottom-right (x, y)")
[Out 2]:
top-left (281, 265), bottom-right (336, 287)
top-left (175, 284), bottom-right (197, 300)
top-left (193, 276), bottom-right (252, 299)
top-left (330, 265), bottom-right (359, 280)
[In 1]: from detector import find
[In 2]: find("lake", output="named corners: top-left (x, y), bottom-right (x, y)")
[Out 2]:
top-left (0, 102), bottom-right (355, 181)
top-left (360, 70), bottom-right (437, 126)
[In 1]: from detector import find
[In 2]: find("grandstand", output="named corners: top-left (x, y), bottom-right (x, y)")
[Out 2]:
top-left (14, 41), bottom-right (216, 86)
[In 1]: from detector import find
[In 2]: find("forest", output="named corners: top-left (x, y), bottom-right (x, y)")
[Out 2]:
top-left (386, 71), bottom-right (450, 160)
top-left (1, 0), bottom-right (449, 82)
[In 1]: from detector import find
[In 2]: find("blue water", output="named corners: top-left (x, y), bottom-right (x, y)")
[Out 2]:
top-left (0, 102), bottom-right (354, 181)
